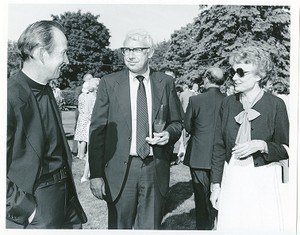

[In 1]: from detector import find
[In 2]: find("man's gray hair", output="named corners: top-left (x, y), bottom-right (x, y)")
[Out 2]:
top-left (123, 29), bottom-right (154, 48)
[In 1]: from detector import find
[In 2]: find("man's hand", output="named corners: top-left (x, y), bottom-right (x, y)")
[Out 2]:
top-left (90, 178), bottom-right (106, 200)
top-left (146, 131), bottom-right (170, 146)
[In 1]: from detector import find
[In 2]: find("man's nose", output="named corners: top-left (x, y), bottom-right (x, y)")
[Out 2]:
top-left (127, 50), bottom-right (136, 58)
top-left (64, 54), bottom-right (69, 65)
top-left (232, 73), bottom-right (238, 81)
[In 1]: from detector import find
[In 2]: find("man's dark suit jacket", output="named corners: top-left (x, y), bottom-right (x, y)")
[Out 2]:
top-left (89, 68), bottom-right (183, 202)
top-left (183, 87), bottom-right (226, 169)
top-left (6, 71), bottom-right (86, 225)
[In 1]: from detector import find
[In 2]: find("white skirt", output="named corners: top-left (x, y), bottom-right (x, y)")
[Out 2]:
top-left (217, 156), bottom-right (285, 232)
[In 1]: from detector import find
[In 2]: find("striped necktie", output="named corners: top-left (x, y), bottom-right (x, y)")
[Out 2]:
top-left (136, 75), bottom-right (150, 159)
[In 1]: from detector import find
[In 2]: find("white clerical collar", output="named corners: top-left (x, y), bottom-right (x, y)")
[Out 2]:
top-left (21, 69), bottom-right (48, 85)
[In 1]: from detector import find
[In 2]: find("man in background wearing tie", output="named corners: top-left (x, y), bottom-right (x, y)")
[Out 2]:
top-left (88, 29), bottom-right (183, 229)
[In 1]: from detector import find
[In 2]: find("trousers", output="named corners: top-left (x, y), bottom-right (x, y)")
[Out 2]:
top-left (190, 168), bottom-right (217, 230)
top-left (6, 169), bottom-right (82, 229)
top-left (107, 156), bottom-right (165, 229)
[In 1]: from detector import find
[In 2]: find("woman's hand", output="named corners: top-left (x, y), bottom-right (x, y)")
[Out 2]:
top-left (232, 140), bottom-right (268, 160)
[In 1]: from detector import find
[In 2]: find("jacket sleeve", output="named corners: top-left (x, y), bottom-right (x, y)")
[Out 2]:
top-left (211, 99), bottom-right (227, 184)
top-left (6, 178), bottom-right (36, 225)
top-left (253, 98), bottom-right (289, 163)
top-left (88, 78), bottom-right (109, 179)
top-left (184, 96), bottom-right (193, 134)
top-left (7, 98), bottom-right (35, 225)
top-left (164, 79), bottom-right (184, 146)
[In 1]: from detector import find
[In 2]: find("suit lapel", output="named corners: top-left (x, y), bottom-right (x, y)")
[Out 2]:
top-left (150, 70), bottom-right (164, 122)
top-left (15, 72), bottom-right (46, 159)
top-left (114, 69), bottom-right (164, 130)
top-left (116, 69), bottom-right (132, 132)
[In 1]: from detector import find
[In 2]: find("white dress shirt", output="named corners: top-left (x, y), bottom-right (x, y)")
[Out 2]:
top-left (129, 68), bottom-right (153, 156)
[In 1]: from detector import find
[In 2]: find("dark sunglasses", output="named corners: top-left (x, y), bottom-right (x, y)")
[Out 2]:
top-left (230, 68), bottom-right (250, 78)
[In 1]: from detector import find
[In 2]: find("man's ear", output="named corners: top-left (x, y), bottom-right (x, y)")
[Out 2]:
top-left (32, 47), bottom-right (46, 64)
top-left (148, 48), bottom-right (155, 59)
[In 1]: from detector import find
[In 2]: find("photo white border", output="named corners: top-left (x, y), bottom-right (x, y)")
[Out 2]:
top-left (1, 0), bottom-right (299, 235)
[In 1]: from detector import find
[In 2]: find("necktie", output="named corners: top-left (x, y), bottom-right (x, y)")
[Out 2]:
top-left (136, 75), bottom-right (150, 159)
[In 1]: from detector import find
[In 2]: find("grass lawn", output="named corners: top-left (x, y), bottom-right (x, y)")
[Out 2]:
top-left (62, 111), bottom-right (196, 230)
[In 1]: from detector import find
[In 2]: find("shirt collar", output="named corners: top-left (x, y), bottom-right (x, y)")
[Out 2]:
top-left (129, 67), bottom-right (150, 82)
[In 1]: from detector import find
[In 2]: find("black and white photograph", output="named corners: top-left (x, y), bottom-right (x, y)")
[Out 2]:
top-left (1, 0), bottom-right (299, 234)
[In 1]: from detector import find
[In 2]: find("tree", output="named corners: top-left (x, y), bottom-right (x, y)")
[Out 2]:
top-left (52, 10), bottom-right (114, 89)
top-left (7, 40), bottom-right (21, 78)
top-left (109, 49), bottom-right (125, 73)
top-left (164, 23), bottom-right (199, 81)
top-left (149, 40), bottom-right (171, 72)
top-left (164, 5), bottom-right (290, 86)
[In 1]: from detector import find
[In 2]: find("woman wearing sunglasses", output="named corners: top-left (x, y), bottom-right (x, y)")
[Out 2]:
top-left (210, 46), bottom-right (289, 232)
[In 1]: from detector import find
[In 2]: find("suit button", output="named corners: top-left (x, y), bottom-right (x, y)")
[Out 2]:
top-left (128, 137), bottom-right (131, 141)
top-left (124, 161), bottom-right (127, 165)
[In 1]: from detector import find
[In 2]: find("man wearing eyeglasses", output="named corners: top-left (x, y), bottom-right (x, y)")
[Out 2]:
top-left (88, 29), bottom-right (183, 229)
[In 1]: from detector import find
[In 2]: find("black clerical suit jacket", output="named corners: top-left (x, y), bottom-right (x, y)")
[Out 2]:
top-left (6, 71), bottom-right (86, 225)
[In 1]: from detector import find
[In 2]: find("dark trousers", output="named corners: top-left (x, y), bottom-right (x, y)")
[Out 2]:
top-left (107, 156), bottom-right (165, 229)
top-left (6, 177), bottom-right (82, 229)
top-left (190, 168), bottom-right (216, 230)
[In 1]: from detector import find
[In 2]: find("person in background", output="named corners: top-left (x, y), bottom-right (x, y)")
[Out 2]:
top-left (74, 76), bottom-right (97, 160)
top-left (184, 67), bottom-right (226, 230)
top-left (210, 46), bottom-right (289, 232)
top-left (177, 83), bottom-right (195, 162)
top-left (7, 20), bottom-right (87, 229)
top-left (175, 85), bottom-right (183, 97)
top-left (49, 79), bottom-right (65, 111)
top-left (71, 73), bottom-right (93, 157)
top-left (179, 84), bottom-right (194, 112)
top-left (74, 78), bottom-right (99, 182)
top-left (226, 84), bottom-right (235, 96)
top-left (199, 85), bottom-right (205, 93)
top-left (191, 82), bottom-right (200, 95)
top-left (263, 79), bottom-right (273, 93)
top-left (88, 29), bottom-right (183, 229)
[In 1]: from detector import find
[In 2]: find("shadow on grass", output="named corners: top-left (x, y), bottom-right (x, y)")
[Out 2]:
top-left (164, 180), bottom-right (193, 214)
top-left (161, 208), bottom-right (196, 230)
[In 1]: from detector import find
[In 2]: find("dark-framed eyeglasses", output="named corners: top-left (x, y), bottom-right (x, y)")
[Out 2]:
top-left (121, 47), bottom-right (150, 55)
top-left (230, 68), bottom-right (250, 78)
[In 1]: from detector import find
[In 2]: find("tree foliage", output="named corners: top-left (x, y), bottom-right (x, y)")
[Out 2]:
top-left (52, 10), bottom-right (116, 88)
top-left (162, 5), bottom-right (290, 86)
top-left (149, 40), bottom-right (171, 72)
top-left (7, 6), bottom-right (290, 90)
top-left (7, 40), bottom-right (21, 78)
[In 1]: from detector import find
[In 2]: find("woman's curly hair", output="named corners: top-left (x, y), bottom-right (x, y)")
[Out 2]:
top-left (229, 46), bottom-right (276, 87)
